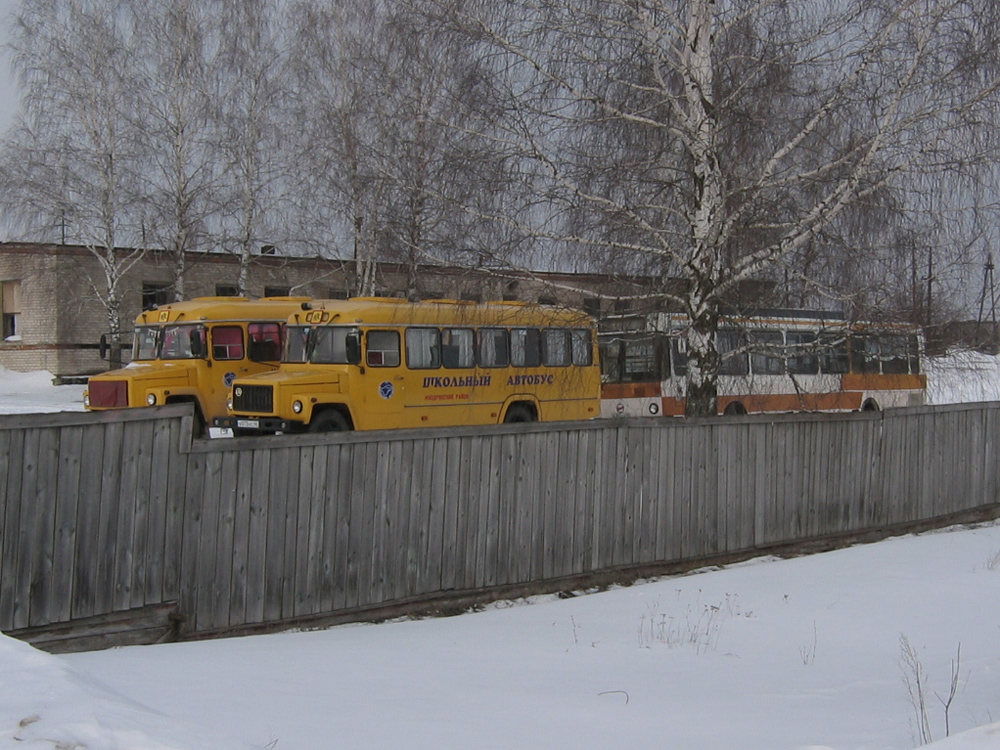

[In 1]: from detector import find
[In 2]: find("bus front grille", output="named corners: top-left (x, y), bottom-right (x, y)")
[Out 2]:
top-left (88, 380), bottom-right (128, 408)
top-left (233, 384), bottom-right (273, 413)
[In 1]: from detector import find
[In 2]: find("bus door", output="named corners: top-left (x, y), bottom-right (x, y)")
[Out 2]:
top-left (359, 328), bottom-right (410, 429)
top-left (203, 324), bottom-right (250, 416)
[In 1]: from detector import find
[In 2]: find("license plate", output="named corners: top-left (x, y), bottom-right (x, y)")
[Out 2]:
top-left (236, 419), bottom-right (259, 429)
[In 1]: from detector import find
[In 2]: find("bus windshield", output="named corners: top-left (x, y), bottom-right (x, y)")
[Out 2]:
top-left (133, 326), bottom-right (159, 361)
top-left (284, 325), bottom-right (359, 364)
top-left (132, 324), bottom-right (208, 360)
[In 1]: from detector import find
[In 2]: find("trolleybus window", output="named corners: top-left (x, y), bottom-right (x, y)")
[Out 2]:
top-left (786, 331), bottom-right (819, 375)
top-left (542, 329), bottom-right (571, 367)
top-left (880, 335), bottom-right (911, 375)
top-left (818, 334), bottom-right (850, 374)
top-left (749, 330), bottom-right (784, 375)
top-left (718, 329), bottom-right (748, 375)
top-left (850, 336), bottom-right (881, 374)
top-left (671, 338), bottom-right (688, 377)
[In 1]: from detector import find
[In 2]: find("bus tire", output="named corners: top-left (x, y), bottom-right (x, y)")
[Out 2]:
top-left (861, 398), bottom-right (880, 412)
top-left (503, 404), bottom-right (536, 423)
top-left (723, 401), bottom-right (747, 416)
top-left (168, 397), bottom-right (207, 438)
top-left (309, 409), bottom-right (352, 433)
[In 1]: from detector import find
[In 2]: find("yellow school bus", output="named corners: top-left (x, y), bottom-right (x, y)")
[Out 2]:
top-left (215, 297), bottom-right (601, 433)
top-left (84, 297), bottom-right (310, 430)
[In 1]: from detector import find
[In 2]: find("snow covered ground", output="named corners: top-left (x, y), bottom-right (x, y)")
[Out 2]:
top-left (1, 356), bottom-right (999, 750)
top-left (0, 368), bottom-right (86, 414)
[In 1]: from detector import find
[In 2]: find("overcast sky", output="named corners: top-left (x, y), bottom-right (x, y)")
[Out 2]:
top-left (0, 0), bottom-right (18, 134)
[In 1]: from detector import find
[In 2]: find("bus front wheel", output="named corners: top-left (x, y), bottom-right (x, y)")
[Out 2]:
top-left (504, 404), bottom-right (536, 423)
top-left (309, 410), bottom-right (352, 432)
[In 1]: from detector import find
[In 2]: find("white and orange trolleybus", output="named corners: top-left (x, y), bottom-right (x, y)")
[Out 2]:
top-left (215, 297), bottom-right (602, 433)
top-left (84, 296), bottom-right (310, 430)
top-left (599, 309), bottom-right (926, 417)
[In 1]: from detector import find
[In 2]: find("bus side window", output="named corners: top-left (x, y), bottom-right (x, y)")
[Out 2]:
top-left (542, 329), bottom-right (571, 366)
top-left (212, 326), bottom-right (245, 360)
top-left (479, 328), bottom-right (509, 367)
top-left (511, 328), bottom-right (542, 367)
top-left (442, 328), bottom-right (474, 368)
top-left (406, 328), bottom-right (441, 369)
top-left (248, 322), bottom-right (282, 362)
top-left (367, 330), bottom-right (400, 367)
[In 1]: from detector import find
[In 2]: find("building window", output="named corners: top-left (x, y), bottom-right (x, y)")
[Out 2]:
top-left (538, 296), bottom-right (557, 306)
top-left (326, 288), bottom-right (349, 300)
top-left (2, 280), bottom-right (21, 340)
top-left (215, 284), bottom-right (239, 297)
top-left (263, 286), bottom-right (290, 297)
top-left (142, 282), bottom-right (171, 311)
top-left (583, 298), bottom-right (602, 316)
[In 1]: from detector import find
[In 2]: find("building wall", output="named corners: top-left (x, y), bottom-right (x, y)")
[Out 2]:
top-left (0, 243), bottom-right (655, 376)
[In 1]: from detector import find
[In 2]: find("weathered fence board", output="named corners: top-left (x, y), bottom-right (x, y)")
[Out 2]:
top-left (3, 401), bottom-right (1000, 648)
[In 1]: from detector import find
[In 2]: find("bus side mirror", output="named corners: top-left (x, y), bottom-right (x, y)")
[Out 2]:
top-left (190, 330), bottom-right (205, 358)
top-left (346, 331), bottom-right (361, 364)
top-left (99, 334), bottom-right (108, 360)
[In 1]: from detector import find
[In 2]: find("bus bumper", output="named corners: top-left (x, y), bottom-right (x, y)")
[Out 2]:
top-left (213, 416), bottom-right (300, 433)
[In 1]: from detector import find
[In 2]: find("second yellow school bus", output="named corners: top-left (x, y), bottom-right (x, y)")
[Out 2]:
top-left (84, 296), bottom-right (310, 430)
top-left (215, 297), bottom-right (601, 433)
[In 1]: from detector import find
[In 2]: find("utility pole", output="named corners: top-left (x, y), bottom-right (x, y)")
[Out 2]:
top-left (976, 253), bottom-right (997, 351)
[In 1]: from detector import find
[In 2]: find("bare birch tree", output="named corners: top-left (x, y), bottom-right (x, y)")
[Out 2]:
top-left (215, 0), bottom-right (293, 295)
top-left (131, 0), bottom-right (222, 301)
top-left (0, 0), bottom-right (146, 365)
top-left (289, 0), bottom-right (517, 298)
top-left (446, 0), bottom-right (1000, 414)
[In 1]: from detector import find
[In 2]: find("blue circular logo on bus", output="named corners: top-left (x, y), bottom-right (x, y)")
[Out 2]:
top-left (379, 381), bottom-right (394, 399)
top-left (224, 371), bottom-right (237, 387)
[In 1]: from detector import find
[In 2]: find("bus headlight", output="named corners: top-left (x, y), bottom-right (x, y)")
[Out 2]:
top-left (292, 400), bottom-right (303, 414)
top-left (146, 393), bottom-right (157, 406)
top-left (227, 396), bottom-right (233, 411)
top-left (83, 394), bottom-right (90, 407)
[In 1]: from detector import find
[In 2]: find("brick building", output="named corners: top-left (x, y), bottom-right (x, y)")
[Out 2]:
top-left (0, 242), bottom-right (664, 377)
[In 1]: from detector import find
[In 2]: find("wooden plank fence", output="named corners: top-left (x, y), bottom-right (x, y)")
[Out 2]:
top-left (1, 401), bottom-right (999, 650)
